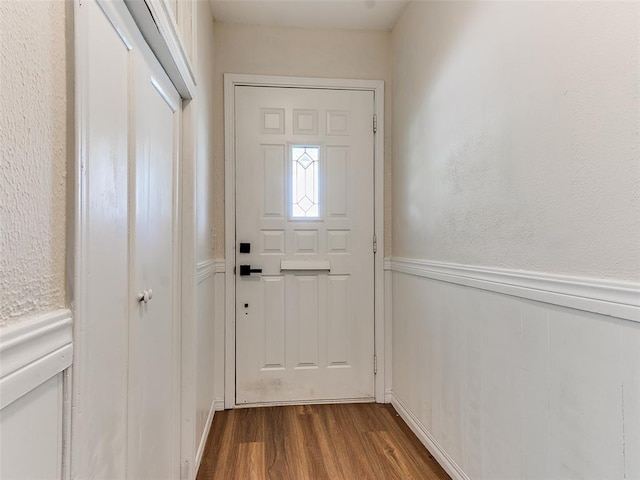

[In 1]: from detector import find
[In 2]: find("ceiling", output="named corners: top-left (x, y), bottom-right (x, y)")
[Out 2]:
top-left (209, 0), bottom-right (409, 31)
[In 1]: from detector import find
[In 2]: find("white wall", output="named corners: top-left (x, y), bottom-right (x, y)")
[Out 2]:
top-left (212, 22), bottom-right (393, 257)
top-left (0, 0), bottom-right (69, 325)
top-left (390, 2), bottom-right (640, 479)
top-left (195, 1), bottom-right (217, 261)
top-left (392, 1), bottom-right (639, 282)
top-left (193, 1), bottom-right (220, 471)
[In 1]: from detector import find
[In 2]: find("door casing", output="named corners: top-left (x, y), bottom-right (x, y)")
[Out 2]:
top-left (224, 74), bottom-right (386, 408)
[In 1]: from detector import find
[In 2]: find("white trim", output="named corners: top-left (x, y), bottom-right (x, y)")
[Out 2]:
top-left (384, 388), bottom-right (393, 404)
top-left (179, 100), bottom-right (197, 480)
top-left (196, 258), bottom-right (224, 285)
top-left (0, 309), bottom-right (73, 409)
top-left (213, 271), bottom-right (226, 411)
top-left (62, 367), bottom-right (73, 480)
top-left (391, 257), bottom-right (640, 322)
top-left (383, 257), bottom-right (392, 271)
top-left (372, 83), bottom-right (385, 403)
top-left (389, 392), bottom-right (470, 480)
top-left (1, 346), bottom-right (72, 411)
top-left (214, 400), bottom-right (225, 411)
top-left (224, 74), bottom-right (386, 408)
top-left (96, 0), bottom-right (133, 50)
top-left (214, 259), bottom-right (226, 274)
top-left (196, 259), bottom-right (217, 284)
top-left (175, 0), bottom-right (197, 79)
top-left (151, 76), bottom-right (180, 113)
top-left (383, 258), bottom-right (392, 397)
top-left (194, 397), bottom-right (216, 475)
top-left (224, 74), bottom-right (384, 91)
top-left (223, 74), bottom-right (236, 409)
top-left (124, 0), bottom-right (196, 99)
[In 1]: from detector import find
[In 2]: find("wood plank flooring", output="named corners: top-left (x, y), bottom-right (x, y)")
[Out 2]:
top-left (196, 403), bottom-right (451, 480)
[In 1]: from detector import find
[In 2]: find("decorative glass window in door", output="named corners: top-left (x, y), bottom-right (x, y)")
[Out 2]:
top-left (291, 145), bottom-right (320, 218)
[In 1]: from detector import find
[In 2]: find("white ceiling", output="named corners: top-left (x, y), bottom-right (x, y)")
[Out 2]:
top-left (209, 0), bottom-right (409, 31)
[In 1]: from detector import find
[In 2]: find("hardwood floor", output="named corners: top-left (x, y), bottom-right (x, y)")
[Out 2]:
top-left (196, 403), bottom-right (451, 480)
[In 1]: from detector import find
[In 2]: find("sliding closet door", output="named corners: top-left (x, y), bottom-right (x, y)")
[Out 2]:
top-left (75, 1), bottom-right (184, 478)
top-left (73, 2), bottom-right (133, 478)
top-left (127, 42), bottom-right (182, 480)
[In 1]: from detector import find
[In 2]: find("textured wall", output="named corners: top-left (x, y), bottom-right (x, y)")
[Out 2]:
top-left (0, 1), bottom-right (68, 325)
top-left (392, 1), bottom-right (640, 281)
top-left (212, 23), bottom-right (392, 256)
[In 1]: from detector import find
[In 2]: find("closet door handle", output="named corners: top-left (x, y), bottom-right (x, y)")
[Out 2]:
top-left (138, 290), bottom-right (150, 303)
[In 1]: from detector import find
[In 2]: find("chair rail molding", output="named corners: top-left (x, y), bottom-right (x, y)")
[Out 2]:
top-left (196, 259), bottom-right (225, 283)
top-left (0, 309), bottom-right (73, 409)
top-left (390, 257), bottom-right (640, 322)
top-left (196, 259), bottom-right (218, 284)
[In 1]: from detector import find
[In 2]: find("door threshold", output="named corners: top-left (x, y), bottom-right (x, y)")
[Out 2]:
top-left (234, 396), bottom-right (375, 409)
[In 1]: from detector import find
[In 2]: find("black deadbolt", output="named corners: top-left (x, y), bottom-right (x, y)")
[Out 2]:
top-left (239, 243), bottom-right (251, 253)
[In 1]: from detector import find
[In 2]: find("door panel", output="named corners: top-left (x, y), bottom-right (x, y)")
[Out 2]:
top-left (235, 86), bottom-right (375, 404)
top-left (128, 45), bottom-right (181, 480)
top-left (72, 2), bottom-right (130, 478)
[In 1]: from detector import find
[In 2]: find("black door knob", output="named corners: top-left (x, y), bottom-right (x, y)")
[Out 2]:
top-left (239, 265), bottom-right (262, 276)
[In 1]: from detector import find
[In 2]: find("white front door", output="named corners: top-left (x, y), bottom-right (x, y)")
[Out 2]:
top-left (128, 44), bottom-right (181, 479)
top-left (235, 86), bottom-right (375, 405)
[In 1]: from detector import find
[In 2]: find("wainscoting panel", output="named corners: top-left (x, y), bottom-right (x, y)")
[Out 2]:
top-left (0, 374), bottom-right (64, 479)
top-left (0, 309), bottom-right (72, 480)
top-left (390, 258), bottom-right (640, 480)
top-left (195, 259), bottom-right (226, 474)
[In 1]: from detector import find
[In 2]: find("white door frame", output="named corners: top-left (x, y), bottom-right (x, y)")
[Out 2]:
top-left (224, 74), bottom-right (386, 408)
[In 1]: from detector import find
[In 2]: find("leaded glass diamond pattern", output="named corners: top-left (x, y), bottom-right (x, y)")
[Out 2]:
top-left (292, 146), bottom-right (319, 218)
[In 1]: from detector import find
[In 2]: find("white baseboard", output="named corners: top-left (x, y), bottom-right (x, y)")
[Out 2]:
top-left (214, 399), bottom-right (225, 411)
top-left (384, 388), bottom-right (393, 404)
top-left (0, 309), bottom-right (73, 409)
top-left (389, 392), bottom-right (470, 480)
top-left (194, 397), bottom-right (217, 477)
